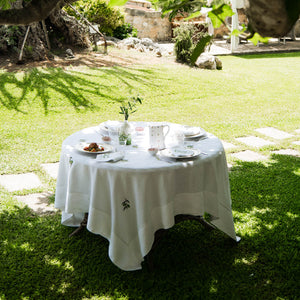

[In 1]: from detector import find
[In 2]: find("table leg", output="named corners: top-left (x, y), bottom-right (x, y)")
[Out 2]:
top-left (69, 213), bottom-right (89, 237)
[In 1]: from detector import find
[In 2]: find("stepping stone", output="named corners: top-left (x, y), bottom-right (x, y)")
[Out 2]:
top-left (295, 129), bottom-right (300, 134)
top-left (16, 192), bottom-right (57, 215)
top-left (235, 136), bottom-right (275, 148)
top-left (231, 150), bottom-right (268, 162)
top-left (255, 127), bottom-right (294, 139)
top-left (222, 141), bottom-right (237, 150)
top-left (41, 162), bottom-right (59, 179)
top-left (0, 173), bottom-right (42, 192)
top-left (271, 149), bottom-right (300, 157)
top-left (292, 141), bottom-right (300, 146)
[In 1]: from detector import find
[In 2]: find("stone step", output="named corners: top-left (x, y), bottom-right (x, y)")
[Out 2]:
top-left (235, 136), bottom-right (275, 148)
top-left (255, 127), bottom-right (294, 140)
top-left (0, 173), bottom-right (42, 192)
top-left (41, 162), bottom-right (59, 179)
top-left (231, 150), bottom-right (268, 162)
top-left (16, 192), bottom-right (57, 215)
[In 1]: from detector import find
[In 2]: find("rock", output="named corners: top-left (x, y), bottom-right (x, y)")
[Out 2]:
top-left (66, 48), bottom-right (75, 58)
top-left (195, 53), bottom-right (222, 70)
top-left (215, 57), bottom-right (222, 70)
top-left (155, 50), bottom-right (162, 57)
top-left (140, 37), bottom-right (154, 47)
top-left (117, 37), bottom-right (172, 57)
top-left (97, 40), bottom-right (117, 47)
top-left (122, 37), bottom-right (141, 47)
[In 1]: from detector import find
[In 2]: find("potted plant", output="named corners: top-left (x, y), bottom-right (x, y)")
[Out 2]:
top-left (119, 95), bottom-right (143, 145)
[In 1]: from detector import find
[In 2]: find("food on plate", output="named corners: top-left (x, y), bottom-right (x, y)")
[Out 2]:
top-left (83, 142), bottom-right (104, 152)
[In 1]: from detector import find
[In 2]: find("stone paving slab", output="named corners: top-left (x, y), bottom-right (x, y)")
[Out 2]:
top-left (215, 38), bottom-right (300, 55)
top-left (235, 136), bottom-right (275, 148)
top-left (222, 141), bottom-right (237, 150)
top-left (0, 173), bottom-right (42, 192)
top-left (231, 150), bottom-right (268, 162)
top-left (16, 192), bottom-right (57, 215)
top-left (255, 127), bottom-right (294, 139)
top-left (295, 129), bottom-right (300, 134)
top-left (292, 141), bottom-right (300, 146)
top-left (271, 149), bottom-right (300, 157)
top-left (41, 162), bottom-right (59, 179)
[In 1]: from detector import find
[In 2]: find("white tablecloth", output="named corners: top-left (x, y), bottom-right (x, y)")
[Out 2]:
top-left (55, 123), bottom-right (237, 271)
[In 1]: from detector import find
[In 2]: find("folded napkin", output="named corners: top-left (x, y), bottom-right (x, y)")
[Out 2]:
top-left (95, 152), bottom-right (124, 162)
top-left (170, 146), bottom-right (194, 157)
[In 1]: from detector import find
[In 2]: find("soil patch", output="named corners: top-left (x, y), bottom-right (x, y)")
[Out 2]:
top-left (0, 47), bottom-right (175, 72)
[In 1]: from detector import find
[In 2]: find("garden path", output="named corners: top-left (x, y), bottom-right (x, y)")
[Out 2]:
top-left (0, 127), bottom-right (299, 215)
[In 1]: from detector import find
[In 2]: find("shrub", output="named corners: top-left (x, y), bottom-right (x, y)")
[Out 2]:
top-left (64, 0), bottom-right (125, 36)
top-left (0, 25), bottom-right (21, 53)
top-left (173, 22), bottom-right (211, 64)
top-left (113, 23), bottom-right (138, 40)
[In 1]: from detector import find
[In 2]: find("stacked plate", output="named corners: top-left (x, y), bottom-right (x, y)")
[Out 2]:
top-left (98, 121), bottom-right (123, 135)
top-left (183, 126), bottom-right (207, 140)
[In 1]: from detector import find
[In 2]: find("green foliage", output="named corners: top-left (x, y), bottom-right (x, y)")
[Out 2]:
top-left (173, 23), bottom-right (211, 64)
top-left (0, 0), bottom-right (14, 9)
top-left (0, 25), bottom-right (21, 52)
top-left (173, 23), bottom-right (194, 63)
top-left (153, 0), bottom-right (207, 21)
top-left (119, 95), bottom-right (143, 120)
top-left (207, 3), bottom-right (234, 28)
top-left (190, 34), bottom-right (212, 65)
top-left (248, 32), bottom-right (270, 46)
top-left (64, 0), bottom-right (125, 36)
top-left (113, 23), bottom-right (137, 40)
top-left (108, 0), bottom-right (129, 7)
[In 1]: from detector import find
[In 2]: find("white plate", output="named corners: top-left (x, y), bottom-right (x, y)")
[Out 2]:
top-left (75, 142), bottom-right (114, 154)
top-left (183, 126), bottom-right (201, 136)
top-left (184, 129), bottom-right (207, 140)
top-left (160, 147), bottom-right (201, 159)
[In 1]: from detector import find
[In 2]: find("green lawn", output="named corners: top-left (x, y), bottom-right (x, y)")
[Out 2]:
top-left (0, 50), bottom-right (299, 299)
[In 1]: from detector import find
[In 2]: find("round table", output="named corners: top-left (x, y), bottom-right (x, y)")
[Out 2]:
top-left (55, 122), bottom-right (237, 271)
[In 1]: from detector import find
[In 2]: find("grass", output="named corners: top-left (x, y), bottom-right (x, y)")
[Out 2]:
top-left (0, 50), bottom-right (299, 299)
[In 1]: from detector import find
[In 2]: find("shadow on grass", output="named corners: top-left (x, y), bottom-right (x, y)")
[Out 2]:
top-left (0, 154), bottom-right (299, 299)
top-left (0, 66), bottom-right (156, 115)
top-left (237, 51), bottom-right (300, 60)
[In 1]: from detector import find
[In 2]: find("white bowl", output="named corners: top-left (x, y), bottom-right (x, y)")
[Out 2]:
top-left (148, 148), bottom-right (158, 156)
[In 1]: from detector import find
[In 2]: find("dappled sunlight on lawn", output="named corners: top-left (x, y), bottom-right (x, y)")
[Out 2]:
top-left (0, 66), bottom-right (157, 114)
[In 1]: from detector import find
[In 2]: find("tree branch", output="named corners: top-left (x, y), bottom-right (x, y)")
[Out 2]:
top-left (0, 0), bottom-right (71, 25)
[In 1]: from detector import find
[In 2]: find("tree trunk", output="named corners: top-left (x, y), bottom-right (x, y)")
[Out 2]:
top-left (48, 8), bottom-right (91, 49)
top-left (0, 1), bottom-right (91, 61)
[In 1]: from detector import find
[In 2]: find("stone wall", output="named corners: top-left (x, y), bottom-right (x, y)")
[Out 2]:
top-left (125, 1), bottom-right (172, 42)
top-left (125, 1), bottom-right (300, 42)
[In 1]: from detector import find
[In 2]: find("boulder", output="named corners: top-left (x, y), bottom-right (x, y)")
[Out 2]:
top-left (117, 37), bottom-right (172, 57)
top-left (195, 53), bottom-right (222, 70)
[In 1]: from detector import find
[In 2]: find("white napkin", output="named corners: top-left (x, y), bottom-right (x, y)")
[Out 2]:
top-left (95, 152), bottom-right (124, 162)
top-left (170, 146), bottom-right (194, 157)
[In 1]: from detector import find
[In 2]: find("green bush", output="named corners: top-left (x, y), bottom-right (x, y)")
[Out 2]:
top-left (113, 23), bottom-right (138, 40)
top-left (0, 25), bottom-right (21, 53)
top-left (64, 0), bottom-right (125, 36)
top-left (173, 23), bottom-right (194, 63)
top-left (173, 22), bottom-right (211, 64)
